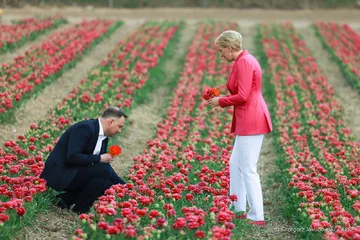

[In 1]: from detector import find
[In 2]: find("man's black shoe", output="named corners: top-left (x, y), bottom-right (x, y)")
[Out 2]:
top-left (53, 193), bottom-right (71, 210)
top-left (71, 205), bottom-right (91, 215)
top-left (55, 198), bottom-right (70, 209)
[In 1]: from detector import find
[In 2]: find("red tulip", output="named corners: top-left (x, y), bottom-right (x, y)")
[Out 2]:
top-left (195, 230), bottom-right (206, 239)
top-left (15, 207), bottom-right (26, 217)
top-left (173, 218), bottom-right (187, 230)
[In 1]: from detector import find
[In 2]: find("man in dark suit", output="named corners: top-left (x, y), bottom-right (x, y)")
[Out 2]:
top-left (40, 106), bottom-right (127, 214)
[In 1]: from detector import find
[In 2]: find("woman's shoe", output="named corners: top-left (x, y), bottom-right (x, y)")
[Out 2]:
top-left (247, 220), bottom-right (265, 226)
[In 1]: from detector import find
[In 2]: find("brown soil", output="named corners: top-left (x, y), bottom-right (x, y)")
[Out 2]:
top-left (14, 207), bottom-right (79, 240)
top-left (298, 27), bottom-right (360, 141)
top-left (0, 20), bottom-right (143, 146)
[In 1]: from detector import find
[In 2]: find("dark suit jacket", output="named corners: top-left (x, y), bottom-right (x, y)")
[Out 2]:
top-left (40, 119), bottom-right (109, 191)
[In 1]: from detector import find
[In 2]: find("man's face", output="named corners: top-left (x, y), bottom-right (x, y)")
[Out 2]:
top-left (218, 46), bottom-right (233, 62)
top-left (106, 116), bottom-right (126, 137)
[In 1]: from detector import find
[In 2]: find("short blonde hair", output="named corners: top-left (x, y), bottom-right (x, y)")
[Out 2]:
top-left (215, 30), bottom-right (243, 51)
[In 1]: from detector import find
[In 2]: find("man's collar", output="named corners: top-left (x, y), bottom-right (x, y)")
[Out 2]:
top-left (98, 118), bottom-right (105, 136)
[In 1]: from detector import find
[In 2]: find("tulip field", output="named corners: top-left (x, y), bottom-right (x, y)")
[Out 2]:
top-left (0, 16), bottom-right (67, 54)
top-left (258, 23), bottom-right (360, 239)
top-left (0, 11), bottom-right (359, 240)
top-left (313, 22), bottom-right (360, 94)
top-left (0, 19), bottom-right (121, 121)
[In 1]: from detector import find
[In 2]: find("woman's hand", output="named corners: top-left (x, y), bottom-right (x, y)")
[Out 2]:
top-left (208, 97), bottom-right (220, 108)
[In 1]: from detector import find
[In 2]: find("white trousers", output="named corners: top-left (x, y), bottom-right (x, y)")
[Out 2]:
top-left (229, 134), bottom-right (264, 221)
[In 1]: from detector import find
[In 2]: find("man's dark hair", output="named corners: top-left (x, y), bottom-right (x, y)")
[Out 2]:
top-left (101, 107), bottom-right (128, 119)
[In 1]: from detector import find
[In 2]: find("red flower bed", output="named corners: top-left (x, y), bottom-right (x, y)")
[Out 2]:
top-left (0, 16), bottom-right (66, 53)
top-left (0, 19), bottom-right (120, 121)
top-left (258, 23), bottom-right (360, 239)
top-left (313, 22), bottom-right (360, 93)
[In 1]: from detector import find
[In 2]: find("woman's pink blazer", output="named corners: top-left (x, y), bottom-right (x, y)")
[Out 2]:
top-left (218, 50), bottom-right (273, 136)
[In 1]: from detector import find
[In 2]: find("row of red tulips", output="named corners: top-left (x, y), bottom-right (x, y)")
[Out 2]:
top-left (258, 23), bottom-right (360, 239)
top-left (0, 19), bottom-right (121, 122)
top-left (0, 16), bottom-right (67, 54)
top-left (313, 22), bottom-right (360, 94)
top-left (72, 22), bottom-right (241, 240)
top-left (0, 21), bottom-right (180, 239)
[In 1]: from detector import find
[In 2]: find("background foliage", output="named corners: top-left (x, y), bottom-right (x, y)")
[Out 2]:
top-left (1, 0), bottom-right (359, 9)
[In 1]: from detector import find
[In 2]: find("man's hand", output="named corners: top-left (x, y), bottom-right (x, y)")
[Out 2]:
top-left (100, 153), bottom-right (114, 163)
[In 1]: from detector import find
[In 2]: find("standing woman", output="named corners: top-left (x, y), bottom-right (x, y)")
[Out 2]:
top-left (209, 30), bottom-right (272, 226)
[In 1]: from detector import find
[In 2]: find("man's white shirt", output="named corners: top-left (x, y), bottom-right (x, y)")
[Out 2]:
top-left (93, 118), bottom-right (107, 155)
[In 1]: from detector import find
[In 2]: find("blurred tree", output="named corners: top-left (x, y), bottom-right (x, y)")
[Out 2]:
top-left (1, 0), bottom-right (357, 9)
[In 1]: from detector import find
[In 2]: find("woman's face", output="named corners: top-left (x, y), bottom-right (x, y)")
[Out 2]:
top-left (218, 46), bottom-right (233, 62)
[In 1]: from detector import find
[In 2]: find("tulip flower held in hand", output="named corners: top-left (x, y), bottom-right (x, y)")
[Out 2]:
top-left (109, 145), bottom-right (122, 157)
top-left (202, 87), bottom-right (220, 100)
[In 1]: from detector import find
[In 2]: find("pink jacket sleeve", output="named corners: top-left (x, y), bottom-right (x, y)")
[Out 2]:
top-left (219, 58), bottom-right (253, 108)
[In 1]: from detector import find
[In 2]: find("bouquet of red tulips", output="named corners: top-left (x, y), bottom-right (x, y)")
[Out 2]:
top-left (202, 87), bottom-right (220, 100)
